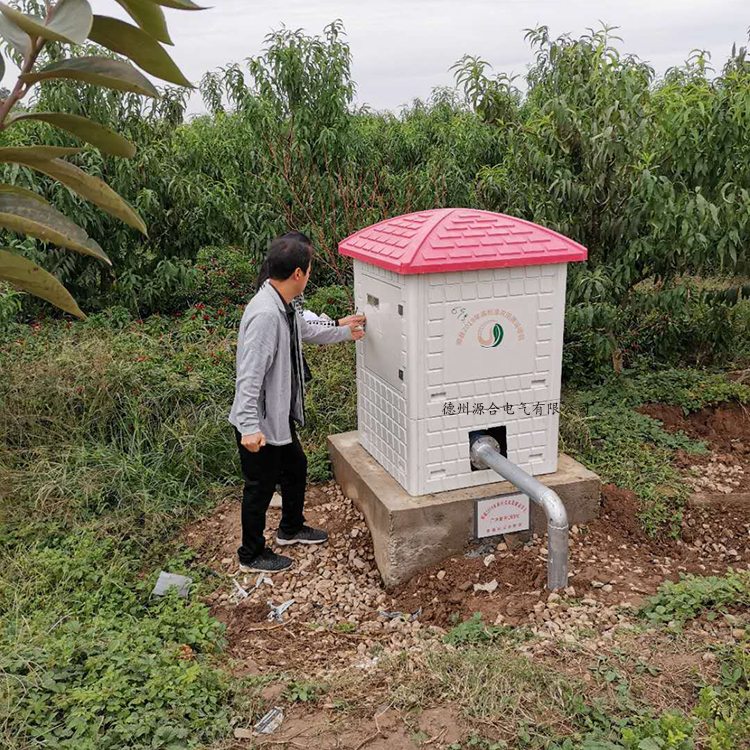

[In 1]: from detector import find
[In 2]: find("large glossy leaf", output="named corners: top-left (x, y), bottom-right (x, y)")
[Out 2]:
top-left (17, 156), bottom-right (147, 236)
top-left (20, 56), bottom-right (159, 98)
top-left (0, 193), bottom-right (111, 264)
top-left (0, 146), bottom-right (83, 162)
top-left (88, 16), bottom-right (191, 87)
top-left (0, 0), bottom-right (92, 45)
top-left (0, 183), bottom-right (49, 204)
top-left (150, 0), bottom-right (206, 9)
top-left (0, 249), bottom-right (85, 318)
top-left (114, 0), bottom-right (172, 45)
top-left (0, 12), bottom-right (32, 58)
top-left (9, 113), bottom-right (136, 158)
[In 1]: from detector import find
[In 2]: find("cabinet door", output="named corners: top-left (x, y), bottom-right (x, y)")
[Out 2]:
top-left (360, 276), bottom-right (403, 391)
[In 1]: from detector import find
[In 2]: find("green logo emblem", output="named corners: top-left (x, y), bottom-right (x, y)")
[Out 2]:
top-left (478, 322), bottom-right (504, 348)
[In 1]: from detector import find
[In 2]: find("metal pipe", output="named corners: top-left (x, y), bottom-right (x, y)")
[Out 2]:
top-left (470, 435), bottom-right (568, 591)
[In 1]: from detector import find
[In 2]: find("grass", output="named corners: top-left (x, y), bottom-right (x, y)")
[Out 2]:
top-left (1, 302), bottom-right (748, 748)
top-left (0, 312), bottom-right (243, 749)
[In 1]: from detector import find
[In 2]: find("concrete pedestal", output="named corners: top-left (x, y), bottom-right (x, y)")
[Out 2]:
top-left (328, 431), bottom-right (602, 588)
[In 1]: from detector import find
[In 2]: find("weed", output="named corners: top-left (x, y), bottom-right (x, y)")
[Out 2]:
top-left (444, 613), bottom-right (527, 647)
top-left (639, 570), bottom-right (750, 625)
top-left (334, 622), bottom-right (357, 633)
top-left (694, 645), bottom-right (749, 750)
top-left (283, 680), bottom-right (323, 704)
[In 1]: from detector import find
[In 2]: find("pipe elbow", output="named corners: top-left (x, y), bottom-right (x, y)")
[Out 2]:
top-left (539, 488), bottom-right (568, 529)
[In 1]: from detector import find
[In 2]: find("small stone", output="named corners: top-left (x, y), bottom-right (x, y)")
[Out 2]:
top-left (437, 570), bottom-right (446, 580)
top-left (483, 554), bottom-right (496, 567)
top-left (732, 628), bottom-right (746, 639)
top-left (591, 581), bottom-right (604, 588)
top-left (565, 586), bottom-right (576, 597)
top-left (496, 542), bottom-right (508, 552)
top-left (602, 585), bottom-right (613, 593)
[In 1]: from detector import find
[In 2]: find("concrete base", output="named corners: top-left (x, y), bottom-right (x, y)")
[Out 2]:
top-left (328, 431), bottom-right (602, 588)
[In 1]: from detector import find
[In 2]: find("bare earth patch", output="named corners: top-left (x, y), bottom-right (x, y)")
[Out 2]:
top-left (186, 404), bottom-right (750, 747)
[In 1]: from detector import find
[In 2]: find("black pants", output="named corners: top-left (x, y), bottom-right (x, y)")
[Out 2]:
top-left (234, 422), bottom-right (307, 563)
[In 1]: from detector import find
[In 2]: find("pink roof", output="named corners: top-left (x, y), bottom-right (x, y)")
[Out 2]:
top-left (338, 208), bottom-right (587, 274)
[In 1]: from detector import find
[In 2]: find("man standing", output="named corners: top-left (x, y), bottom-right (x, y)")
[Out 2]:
top-left (229, 235), bottom-right (366, 572)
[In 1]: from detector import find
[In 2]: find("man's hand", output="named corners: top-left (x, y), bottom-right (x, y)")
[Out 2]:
top-left (340, 314), bottom-right (366, 341)
top-left (241, 432), bottom-right (266, 453)
top-left (343, 315), bottom-right (366, 341)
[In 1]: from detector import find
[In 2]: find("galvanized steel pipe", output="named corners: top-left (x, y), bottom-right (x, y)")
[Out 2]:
top-left (470, 435), bottom-right (569, 591)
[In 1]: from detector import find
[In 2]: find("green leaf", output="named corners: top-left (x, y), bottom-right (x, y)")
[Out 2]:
top-left (16, 156), bottom-right (147, 236)
top-left (9, 113), bottom-right (136, 158)
top-left (114, 0), bottom-right (172, 45)
top-left (0, 192), bottom-right (111, 264)
top-left (0, 183), bottom-right (49, 204)
top-left (0, 0), bottom-right (92, 45)
top-left (0, 249), bottom-right (85, 318)
top-left (149, 0), bottom-right (206, 9)
top-left (20, 56), bottom-right (159, 98)
top-left (0, 12), bottom-right (32, 58)
top-left (0, 146), bottom-right (83, 162)
top-left (88, 15), bottom-right (192, 88)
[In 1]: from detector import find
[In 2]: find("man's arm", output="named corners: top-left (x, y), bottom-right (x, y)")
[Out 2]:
top-left (298, 311), bottom-right (363, 344)
top-left (235, 311), bottom-right (278, 437)
top-left (302, 309), bottom-right (337, 327)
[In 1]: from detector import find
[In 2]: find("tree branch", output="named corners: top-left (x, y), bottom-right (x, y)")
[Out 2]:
top-left (0, 1), bottom-right (58, 128)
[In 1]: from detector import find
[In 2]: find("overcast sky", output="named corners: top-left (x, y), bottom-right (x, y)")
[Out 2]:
top-left (3, 0), bottom-right (748, 115)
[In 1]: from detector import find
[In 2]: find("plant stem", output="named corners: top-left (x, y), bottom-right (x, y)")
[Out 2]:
top-left (0, 1), bottom-right (57, 129)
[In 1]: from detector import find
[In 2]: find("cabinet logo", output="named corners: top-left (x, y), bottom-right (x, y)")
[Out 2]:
top-left (478, 321), bottom-right (504, 348)
top-left (453, 306), bottom-right (525, 347)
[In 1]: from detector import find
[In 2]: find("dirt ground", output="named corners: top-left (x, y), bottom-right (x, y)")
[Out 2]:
top-left (185, 403), bottom-right (750, 748)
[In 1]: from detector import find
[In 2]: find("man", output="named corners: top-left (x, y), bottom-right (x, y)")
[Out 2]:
top-left (229, 234), bottom-right (366, 572)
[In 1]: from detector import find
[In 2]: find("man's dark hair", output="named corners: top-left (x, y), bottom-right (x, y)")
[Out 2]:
top-left (265, 235), bottom-right (313, 282)
top-left (281, 231), bottom-right (313, 246)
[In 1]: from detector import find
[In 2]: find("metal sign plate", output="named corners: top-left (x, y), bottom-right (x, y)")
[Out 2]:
top-left (475, 492), bottom-right (530, 538)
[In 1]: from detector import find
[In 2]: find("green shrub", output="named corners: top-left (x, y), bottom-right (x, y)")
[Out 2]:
top-left (193, 245), bottom-right (260, 307)
top-left (305, 284), bottom-right (355, 322)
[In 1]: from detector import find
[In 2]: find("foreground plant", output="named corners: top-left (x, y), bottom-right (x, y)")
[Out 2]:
top-left (0, 0), bottom-right (203, 317)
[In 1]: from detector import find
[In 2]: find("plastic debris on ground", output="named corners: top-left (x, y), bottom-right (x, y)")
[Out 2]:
top-left (355, 656), bottom-right (380, 670)
top-left (233, 578), bottom-right (249, 600)
top-left (473, 579), bottom-right (499, 594)
top-left (267, 599), bottom-right (295, 621)
top-left (254, 706), bottom-right (284, 735)
top-left (232, 573), bottom-right (272, 605)
top-left (152, 572), bottom-right (193, 599)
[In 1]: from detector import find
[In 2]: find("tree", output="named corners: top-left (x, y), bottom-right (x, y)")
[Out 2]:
top-left (0, 0), bottom-right (205, 318)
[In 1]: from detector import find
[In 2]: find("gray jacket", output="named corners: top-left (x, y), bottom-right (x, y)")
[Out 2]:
top-left (228, 281), bottom-right (352, 445)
